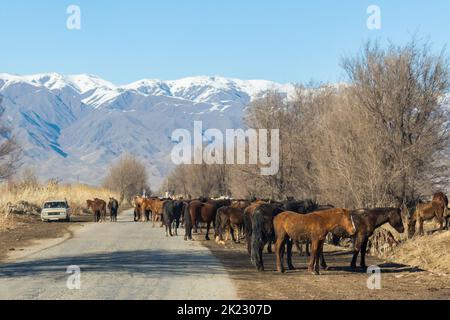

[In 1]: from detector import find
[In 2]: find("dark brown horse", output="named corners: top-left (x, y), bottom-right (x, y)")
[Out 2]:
top-left (274, 208), bottom-right (356, 275)
top-left (243, 200), bottom-right (269, 255)
top-left (87, 198), bottom-right (107, 223)
top-left (184, 200), bottom-right (217, 241)
top-left (214, 206), bottom-right (244, 244)
top-left (338, 208), bottom-right (405, 269)
top-left (408, 192), bottom-right (448, 238)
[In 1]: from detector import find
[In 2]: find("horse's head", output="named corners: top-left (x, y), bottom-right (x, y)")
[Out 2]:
top-left (388, 208), bottom-right (405, 234)
top-left (342, 210), bottom-right (357, 236)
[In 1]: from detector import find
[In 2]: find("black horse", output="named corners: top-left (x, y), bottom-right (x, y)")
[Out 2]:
top-left (108, 198), bottom-right (119, 222)
top-left (163, 200), bottom-right (184, 237)
top-left (250, 203), bottom-right (283, 272)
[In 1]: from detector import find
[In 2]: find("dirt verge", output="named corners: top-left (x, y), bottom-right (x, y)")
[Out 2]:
top-left (202, 237), bottom-right (450, 300)
top-left (0, 214), bottom-right (93, 262)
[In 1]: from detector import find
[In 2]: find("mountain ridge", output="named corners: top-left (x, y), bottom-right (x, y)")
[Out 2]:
top-left (0, 73), bottom-right (295, 189)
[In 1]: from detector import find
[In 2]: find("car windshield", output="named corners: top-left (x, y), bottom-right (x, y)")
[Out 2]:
top-left (44, 202), bottom-right (67, 209)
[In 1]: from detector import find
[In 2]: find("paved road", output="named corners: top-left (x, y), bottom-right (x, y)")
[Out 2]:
top-left (0, 210), bottom-right (237, 300)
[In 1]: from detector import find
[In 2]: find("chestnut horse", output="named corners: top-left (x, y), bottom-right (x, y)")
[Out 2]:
top-left (274, 208), bottom-right (356, 275)
top-left (87, 199), bottom-right (107, 223)
top-left (408, 192), bottom-right (448, 238)
top-left (214, 206), bottom-right (245, 244)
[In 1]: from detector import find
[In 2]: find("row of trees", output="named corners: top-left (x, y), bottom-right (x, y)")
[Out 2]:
top-left (0, 95), bottom-right (21, 182)
top-left (166, 39), bottom-right (450, 208)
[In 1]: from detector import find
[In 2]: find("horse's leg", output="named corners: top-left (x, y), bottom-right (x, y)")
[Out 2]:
top-left (175, 218), bottom-right (179, 236)
top-left (351, 235), bottom-right (361, 269)
top-left (205, 222), bottom-right (211, 240)
top-left (169, 220), bottom-right (173, 237)
top-left (267, 241), bottom-right (273, 254)
top-left (286, 239), bottom-right (295, 270)
top-left (193, 216), bottom-right (198, 234)
top-left (309, 240), bottom-right (319, 275)
top-left (320, 251), bottom-right (328, 270)
top-left (258, 244), bottom-right (265, 271)
top-left (360, 237), bottom-right (369, 269)
top-left (233, 224), bottom-right (240, 243)
top-left (438, 213), bottom-right (444, 231)
top-left (306, 240), bottom-right (311, 257)
top-left (315, 240), bottom-right (325, 274)
top-left (276, 237), bottom-right (286, 273)
top-left (295, 241), bottom-right (303, 257)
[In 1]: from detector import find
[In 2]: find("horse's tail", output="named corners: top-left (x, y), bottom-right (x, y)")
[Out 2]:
top-left (215, 208), bottom-right (223, 237)
top-left (251, 207), bottom-right (267, 270)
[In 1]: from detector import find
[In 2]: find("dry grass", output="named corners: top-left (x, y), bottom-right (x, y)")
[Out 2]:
top-left (0, 181), bottom-right (120, 231)
top-left (388, 231), bottom-right (450, 275)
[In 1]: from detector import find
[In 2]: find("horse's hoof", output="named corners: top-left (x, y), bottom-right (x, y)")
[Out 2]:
top-left (219, 241), bottom-right (225, 245)
top-left (288, 266), bottom-right (295, 271)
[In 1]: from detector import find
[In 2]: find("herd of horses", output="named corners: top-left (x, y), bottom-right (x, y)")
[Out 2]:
top-left (127, 192), bottom-right (449, 275)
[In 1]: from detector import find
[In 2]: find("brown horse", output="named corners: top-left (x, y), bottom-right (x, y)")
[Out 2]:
top-left (87, 199), bottom-right (107, 223)
top-left (214, 206), bottom-right (244, 244)
top-left (344, 208), bottom-right (404, 269)
top-left (134, 196), bottom-right (147, 222)
top-left (408, 192), bottom-right (448, 238)
top-left (184, 200), bottom-right (217, 240)
top-left (149, 198), bottom-right (167, 227)
top-left (274, 208), bottom-right (356, 275)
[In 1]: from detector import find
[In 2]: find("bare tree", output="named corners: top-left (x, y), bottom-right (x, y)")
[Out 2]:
top-left (103, 154), bottom-right (150, 204)
top-left (341, 39), bottom-right (450, 204)
top-left (0, 95), bottom-right (21, 181)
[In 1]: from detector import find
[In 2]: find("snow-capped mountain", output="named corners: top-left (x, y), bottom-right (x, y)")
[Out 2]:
top-left (0, 73), bottom-right (296, 189)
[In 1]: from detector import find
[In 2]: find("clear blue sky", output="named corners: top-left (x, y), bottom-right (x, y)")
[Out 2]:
top-left (0, 0), bottom-right (449, 84)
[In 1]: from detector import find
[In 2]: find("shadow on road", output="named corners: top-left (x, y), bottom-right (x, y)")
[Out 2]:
top-left (0, 249), bottom-right (227, 279)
